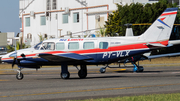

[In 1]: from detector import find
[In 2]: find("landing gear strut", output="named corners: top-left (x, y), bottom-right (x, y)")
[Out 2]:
top-left (99, 65), bottom-right (110, 73)
top-left (16, 68), bottom-right (24, 80)
top-left (132, 62), bottom-right (144, 72)
top-left (60, 64), bottom-right (70, 79)
top-left (78, 65), bottom-right (87, 78)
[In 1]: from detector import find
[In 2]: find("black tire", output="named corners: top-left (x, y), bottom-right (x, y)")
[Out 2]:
top-left (138, 66), bottom-right (144, 72)
top-left (16, 73), bottom-right (24, 80)
top-left (78, 70), bottom-right (87, 78)
top-left (61, 72), bottom-right (70, 79)
top-left (99, 68), bottom-right (106, 73)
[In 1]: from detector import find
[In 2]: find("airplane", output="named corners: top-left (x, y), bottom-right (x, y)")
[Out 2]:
top-left (0, 7), bottom-right (179, 80)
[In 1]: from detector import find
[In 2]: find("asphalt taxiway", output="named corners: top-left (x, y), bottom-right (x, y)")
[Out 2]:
top-left (0, 65), bottom-right (180, 101)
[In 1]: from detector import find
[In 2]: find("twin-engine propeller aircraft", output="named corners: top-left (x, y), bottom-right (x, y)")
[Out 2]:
top-left (1, 8), bottom-right (179, 80)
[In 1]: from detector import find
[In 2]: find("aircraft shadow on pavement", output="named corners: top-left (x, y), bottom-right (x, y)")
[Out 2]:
top-left (113, 70), bottom-right (162, 73)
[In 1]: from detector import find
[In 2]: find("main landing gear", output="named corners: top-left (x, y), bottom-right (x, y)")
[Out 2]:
top-left (60, 64), bottom-right (88, 79)
top-left (60, 64), bottom-right (70, 79)
top-left (16, 68), bottom-right (24, 80)
top-left (99, 62), bottom-right (144, 73)
top-left (132, 62), bottom-right (144, 72)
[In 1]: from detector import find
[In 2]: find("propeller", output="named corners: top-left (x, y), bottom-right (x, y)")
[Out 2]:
top-left (12, 40), bottom-right (17, 68)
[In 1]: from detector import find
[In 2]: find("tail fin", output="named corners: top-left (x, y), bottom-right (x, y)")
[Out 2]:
top-left (139, 8), bottom-right (178, 42)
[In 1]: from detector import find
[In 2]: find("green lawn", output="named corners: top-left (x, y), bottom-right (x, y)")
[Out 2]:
top-left (73, 93), bottom-right (180, 101)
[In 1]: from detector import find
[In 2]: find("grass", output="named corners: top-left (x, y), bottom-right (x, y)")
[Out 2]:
top-left (0, 56), bottom-right (180, 70)
top-left (72, 93), bottom-right (180, 101)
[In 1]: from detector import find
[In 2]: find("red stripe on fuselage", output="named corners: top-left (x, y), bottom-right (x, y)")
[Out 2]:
top-left (161, 12), bottom-right (177, 16)
top-left (1, 40), bottom-right (168, 60)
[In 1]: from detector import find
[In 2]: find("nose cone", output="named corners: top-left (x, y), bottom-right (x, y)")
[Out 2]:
top-left (0, 51), bottom-right (15, 63)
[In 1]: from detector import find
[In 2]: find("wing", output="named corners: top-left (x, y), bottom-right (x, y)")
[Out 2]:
top-left (38, 53), bottom-right (93, 62)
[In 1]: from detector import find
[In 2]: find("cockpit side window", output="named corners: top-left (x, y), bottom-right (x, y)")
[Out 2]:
top-left (41, 42), bottom-right (55, 50)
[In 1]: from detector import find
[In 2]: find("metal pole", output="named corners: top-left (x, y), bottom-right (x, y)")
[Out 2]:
top-left (81, 0), bottom-right (83, 38)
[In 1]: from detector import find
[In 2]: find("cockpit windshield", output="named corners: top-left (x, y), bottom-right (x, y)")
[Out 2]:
top-left (34, 42), bottom-right (42, 50)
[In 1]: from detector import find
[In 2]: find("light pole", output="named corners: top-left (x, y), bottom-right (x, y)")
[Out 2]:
top-left (75, 0), bottom-right (87, 37)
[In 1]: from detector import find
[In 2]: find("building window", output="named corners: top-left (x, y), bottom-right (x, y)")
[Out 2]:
top-left (83, 42), bottom-right (94, 49)
top-left (44, 34), bottom-right (48, 39)
top-left (27, 33), bottom-right (32, 40)
top-left (40, 16), bottom-right (46, 25)
top-left (73, 12), bottom-right (79, 23)
top-left (52, 0), bottom-right (56, 10)
top-left (56, 42), bottom-right (65, 50)
top-left (68, 42), bottom-right (79, 50)
top-left (25, 17), bottom-right (30, 27)
top-left (99, 42), bottom-right (108, 49)
top-left (47, 0), bottom-right (51, 10)
top-left (63, 14), bottom-right (68, 24)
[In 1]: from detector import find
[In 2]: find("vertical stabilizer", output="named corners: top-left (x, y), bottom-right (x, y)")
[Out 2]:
top-left (139, 8), bottom-right (178, 43)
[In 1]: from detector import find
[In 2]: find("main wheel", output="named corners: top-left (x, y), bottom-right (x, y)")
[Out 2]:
top-left (61, 72), bottom-right (70, 79)
top-left (99, 68), bottom-right (106, 73)
top-left (78, 70), bottom-right (87, 78)
top-left (138, 66), bottom-right (144, 72)
top-left (16, 72), bottom-right (24, 80)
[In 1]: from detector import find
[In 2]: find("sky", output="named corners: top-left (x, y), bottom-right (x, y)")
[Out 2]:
top-left (0, 0), bottom-right (20, 35)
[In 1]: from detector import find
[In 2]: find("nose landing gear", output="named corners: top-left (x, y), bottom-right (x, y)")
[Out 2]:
top-left (16, 68), bottom-right (24, 80)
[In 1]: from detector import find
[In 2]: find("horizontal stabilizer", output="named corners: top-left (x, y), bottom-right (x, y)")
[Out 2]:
top-left (148, 52), bottom-right (180, 59)
top-left (169, 40), bottom-right (180, 46)
top-left (146, 43), bottom-right (166, 47)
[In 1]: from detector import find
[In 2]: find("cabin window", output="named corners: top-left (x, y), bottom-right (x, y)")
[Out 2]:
top-left (83, 42), bottom-right (94, 49)
top-left (41, 42), bottom-right (55, 50)
top-left (68, 42), bottom-right (79, 50)
top-left (25, 17), bottom-right (30, 27)
top-left (99, 42), bottom-right (108, 49)
top-left (56, 42), bottom-right (65, 50)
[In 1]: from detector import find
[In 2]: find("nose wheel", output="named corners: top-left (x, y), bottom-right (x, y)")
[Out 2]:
top-left (16, 68), bottom-right (24, 80)
top-left (16, 72), bottom-right (24, 80)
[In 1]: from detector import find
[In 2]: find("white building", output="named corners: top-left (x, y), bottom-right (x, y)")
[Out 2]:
top-left (19, 0), bottom-right (159, 46)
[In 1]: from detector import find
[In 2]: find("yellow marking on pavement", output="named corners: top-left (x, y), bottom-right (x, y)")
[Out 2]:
top-left (1, 83), bottom-right (180, 98)
top-left (0, 71), bottom-right (5, 74)
top-left (0, 79), bottom-right (8, 81)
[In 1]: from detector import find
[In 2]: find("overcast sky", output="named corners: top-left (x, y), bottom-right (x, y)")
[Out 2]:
top-left (0, 0), bottom-right (20, 35)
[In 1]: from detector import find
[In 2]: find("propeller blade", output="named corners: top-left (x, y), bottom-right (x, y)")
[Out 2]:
top-left (12, 58), bottom-right (16, 68)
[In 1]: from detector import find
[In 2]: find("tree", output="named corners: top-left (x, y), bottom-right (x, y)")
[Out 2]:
top-left (105, 1), bottom-right (179, 36)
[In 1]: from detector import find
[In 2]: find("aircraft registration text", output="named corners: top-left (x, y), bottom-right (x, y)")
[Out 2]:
top-left (102, 51), bottom-right (130, 58)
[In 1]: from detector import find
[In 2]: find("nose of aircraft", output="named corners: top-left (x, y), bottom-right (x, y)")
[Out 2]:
top-left (0, 51), bottom-right (16, 63)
